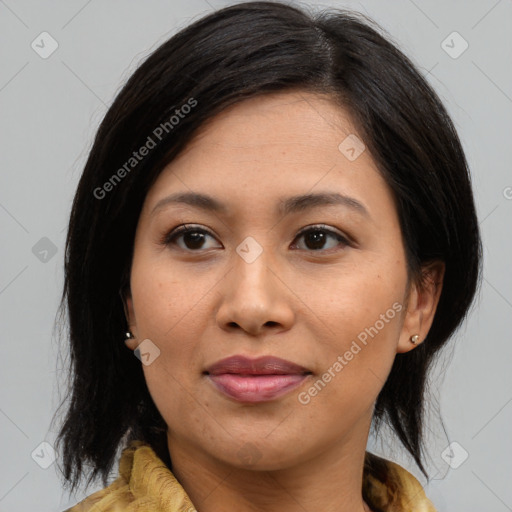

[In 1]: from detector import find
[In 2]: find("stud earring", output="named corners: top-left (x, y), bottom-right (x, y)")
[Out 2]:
top-left (124, 331), bottom-right (135, 348)
top-left (410, 334), bottom-right (420, 345)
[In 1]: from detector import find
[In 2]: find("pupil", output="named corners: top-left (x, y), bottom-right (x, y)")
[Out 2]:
top-left (306, 231), bottom-right (325, 250)
top-left (185, 232), bottom-right (204, 249)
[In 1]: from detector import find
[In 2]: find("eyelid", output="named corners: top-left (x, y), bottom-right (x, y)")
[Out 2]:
top-left (295, 223), bottom-right (349, 240)
top-left (161, 223), bottom-right (219, 246)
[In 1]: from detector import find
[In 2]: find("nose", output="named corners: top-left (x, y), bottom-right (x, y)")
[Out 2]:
top-left (215, 247), bottom-right (295, 337)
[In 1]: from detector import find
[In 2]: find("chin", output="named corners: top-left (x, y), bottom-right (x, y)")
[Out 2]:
top-left (209, 438), bottom-right (308, 472)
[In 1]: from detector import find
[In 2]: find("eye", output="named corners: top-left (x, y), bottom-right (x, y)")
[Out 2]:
top-left (162, 224), bottom-right (351, 253)
top-left (291, 225), bottom-right (350, 252)
top-left (162, 224), bottom-right (221, 251)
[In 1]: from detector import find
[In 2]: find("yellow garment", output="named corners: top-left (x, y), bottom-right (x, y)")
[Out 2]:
top-left (65, 440), bottom-right (437, 512)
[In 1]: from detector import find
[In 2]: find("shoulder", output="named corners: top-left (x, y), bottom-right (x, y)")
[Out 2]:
top-left (63, 440), bottom-right (196, 512)
top-left (62, 475), bottom-right (135, 512)
top-left (63, 441), bottom-right (143, 512)
top-left (364, 452), bottom-right (437, 512)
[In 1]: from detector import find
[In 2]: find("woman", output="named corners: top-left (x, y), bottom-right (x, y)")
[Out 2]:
top-left (54, 2), bottom-right (482, 511)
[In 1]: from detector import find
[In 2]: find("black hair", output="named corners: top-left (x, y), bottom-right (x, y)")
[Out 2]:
top-left (52, 0), bottom-right (482, 498)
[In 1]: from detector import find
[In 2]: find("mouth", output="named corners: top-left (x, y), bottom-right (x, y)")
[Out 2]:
top-left (204, 355), bottom-right (312, 403)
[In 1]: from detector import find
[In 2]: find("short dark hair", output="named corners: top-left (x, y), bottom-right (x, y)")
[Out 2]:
top-left (52, 0), bottom-right (482, 495)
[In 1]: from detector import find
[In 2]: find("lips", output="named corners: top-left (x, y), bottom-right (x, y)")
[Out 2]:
top-left (204, 355), bottom-right (312, 403)
top-left (205, 355), bottom-right (311, 376)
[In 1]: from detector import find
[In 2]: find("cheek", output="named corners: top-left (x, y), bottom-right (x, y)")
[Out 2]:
top-left (305, 259), bottom-right (405, 342)
top-left (304, 266), bottom-right (405, 401)
top-left (133, 274), bottom-right (204, 420)
top-left (298, 315), bottom-right (402, 429)
top-left (130, 252), bottom-right (203, 340)
top-left (129, 276), bottom-right (203, 396)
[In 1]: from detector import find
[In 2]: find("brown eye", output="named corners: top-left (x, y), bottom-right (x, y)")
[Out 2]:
top-left (163, 225), bottom-right (221, 251)
top-left (292, 226), bottom-right (350, 252)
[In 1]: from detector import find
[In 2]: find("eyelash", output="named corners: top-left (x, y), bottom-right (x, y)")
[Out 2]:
top-left (161, 224), bottom-right (352, 253)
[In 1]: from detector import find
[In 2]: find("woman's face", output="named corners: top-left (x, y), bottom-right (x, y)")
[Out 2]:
top-left (125, 90), bottom-right (439, 471)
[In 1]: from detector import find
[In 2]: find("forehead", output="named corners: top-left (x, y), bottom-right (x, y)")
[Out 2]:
top-left (141, 90), bottom-right (394, 222)
top-left (178, 90), bottom-right (359, 157)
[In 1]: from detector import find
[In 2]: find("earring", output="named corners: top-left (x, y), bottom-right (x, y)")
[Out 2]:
top-left (410, 334), bottom-right (420, 345)
top-left (124, 331), bottom-right (135, 348)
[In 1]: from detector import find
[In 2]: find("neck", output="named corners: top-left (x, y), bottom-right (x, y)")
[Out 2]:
top-left (166, 414), bottom-right (373, 512)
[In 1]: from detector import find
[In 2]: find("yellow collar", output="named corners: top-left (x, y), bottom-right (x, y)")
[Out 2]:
top-left (67, 440), bottom-right (437, 511)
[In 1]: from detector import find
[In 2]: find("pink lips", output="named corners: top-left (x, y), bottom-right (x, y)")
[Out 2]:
top-left (204, 355), bottom-right (312, 403)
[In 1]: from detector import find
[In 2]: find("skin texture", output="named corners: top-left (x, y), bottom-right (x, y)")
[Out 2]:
top-left (124, 90), bottom-right (444, 512)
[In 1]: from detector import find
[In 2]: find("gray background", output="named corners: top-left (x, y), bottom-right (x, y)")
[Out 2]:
top-left (1, 0), bottom-right (511, 510)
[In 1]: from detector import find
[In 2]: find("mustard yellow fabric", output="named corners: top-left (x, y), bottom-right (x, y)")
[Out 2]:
top-left (65, 440), bottom-right (437, 512)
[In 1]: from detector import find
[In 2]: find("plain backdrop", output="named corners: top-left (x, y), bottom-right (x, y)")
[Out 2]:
top-left (1, 1), bottom-right (511, 510)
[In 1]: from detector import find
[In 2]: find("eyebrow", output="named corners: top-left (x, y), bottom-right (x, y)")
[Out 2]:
top-left (150, 191), bottom-right (370, 218)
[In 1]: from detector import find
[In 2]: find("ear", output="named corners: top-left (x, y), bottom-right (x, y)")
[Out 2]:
top-left (120, 286), bottom-right (138, 351)
top-left (397, 261), bottom-right (445, 354)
